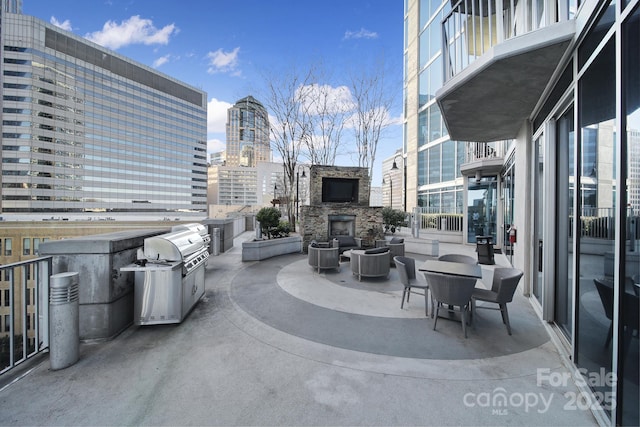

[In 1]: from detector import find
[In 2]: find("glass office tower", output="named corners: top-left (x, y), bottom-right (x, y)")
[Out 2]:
top-left (1, 12), bottom-right (208, 217)
top-left (225, 95), bottom-right (270, 168)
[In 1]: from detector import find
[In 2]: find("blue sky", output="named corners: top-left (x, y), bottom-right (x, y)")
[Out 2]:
top-left (22, 0), bottom-right (404, 185)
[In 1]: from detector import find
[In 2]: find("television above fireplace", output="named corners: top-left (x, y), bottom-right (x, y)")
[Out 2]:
top-left (321, 178), bottom-right (359, 203)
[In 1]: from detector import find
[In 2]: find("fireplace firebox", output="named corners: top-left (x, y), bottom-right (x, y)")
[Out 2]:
top-left (328, 215), bottom-right (356, 238)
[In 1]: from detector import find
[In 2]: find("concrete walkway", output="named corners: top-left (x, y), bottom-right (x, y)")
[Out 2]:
top-left (0, 232), bottom-right (599, 426)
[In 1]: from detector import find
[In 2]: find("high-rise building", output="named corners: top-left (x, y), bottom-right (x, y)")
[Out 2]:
top-left (1, 0), bottom-right (21, 14)
top-left (405, 0), bottom-right (639, 424)
top-left (0, 7), bottom-right (208, 219)
top-left (224, 96), bottom-right (270, 167)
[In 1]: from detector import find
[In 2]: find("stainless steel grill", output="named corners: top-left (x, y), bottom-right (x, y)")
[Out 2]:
top-left (121, 229), bottom-right (209, 325)
top-left (171, 222), bottom-right (211, 249)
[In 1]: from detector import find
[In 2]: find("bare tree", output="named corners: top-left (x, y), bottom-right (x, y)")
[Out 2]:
top-left (259, 67), bottom-right (314, 230)
top-left (349, 63), bottom-right (395, 185)
top-left (302, 82), bottom-right (352, 166)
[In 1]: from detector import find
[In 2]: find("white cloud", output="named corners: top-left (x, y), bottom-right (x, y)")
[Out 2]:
top-left (153, 54), bottom-right (170, 68)
top-left (207, 97), bottom-right (232, 134)
top-left (84, 15), bottom-right (177, 50)
top-left (343, 28), bottom-right (378, 40)
top-left (207, 138), bottom-right (225, 154)
top-left (206, 47), bottom-right (240, 74)
top-left (297, 84), bottom-right (355, 115)
top-left (50, 16), bottom-right (72, 31)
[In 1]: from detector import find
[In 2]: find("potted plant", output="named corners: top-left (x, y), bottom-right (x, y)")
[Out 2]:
top-left (256, 207), bottom-right (281, 239)
top-left (382, 207), bottom-right (406, 234)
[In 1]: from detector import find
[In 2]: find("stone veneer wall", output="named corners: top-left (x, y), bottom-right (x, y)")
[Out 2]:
top-left (300, 165), bottom-right (383, 251)
top-left (308, 165), bottom-right (370, 206)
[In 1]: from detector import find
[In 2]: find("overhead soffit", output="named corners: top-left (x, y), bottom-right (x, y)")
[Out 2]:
top-left (436, 20), bottom-right (575, 142)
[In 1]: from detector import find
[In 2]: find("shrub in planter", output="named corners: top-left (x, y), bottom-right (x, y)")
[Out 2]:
top-left (256, 207), bottom-right (281, 239)
top-left (382, 207), bottom-right (406, 233)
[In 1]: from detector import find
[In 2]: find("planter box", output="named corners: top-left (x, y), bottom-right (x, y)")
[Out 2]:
top-left (242, 235), bottom-right (302, 261)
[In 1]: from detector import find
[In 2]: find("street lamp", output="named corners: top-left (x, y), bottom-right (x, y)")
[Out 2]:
top-left (296, 165), bottom-right (308, 224)
top-left (391, 154), bottom-right (401, 171)
top-left (272, 183), bottom-right (278, 207)
top-left (390, 154), bottom-right (405, 211)
top-left (382, 172), bottom-right (393, 209)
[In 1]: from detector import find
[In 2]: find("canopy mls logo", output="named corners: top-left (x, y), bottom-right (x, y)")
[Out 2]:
top-left (463, 387), bottom-right (553, 415)
top-left (463, 368), bottom-right (618, 416)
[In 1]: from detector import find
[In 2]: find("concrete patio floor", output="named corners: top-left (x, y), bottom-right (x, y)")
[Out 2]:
top-left (0, 232), bottom-right (599, 426)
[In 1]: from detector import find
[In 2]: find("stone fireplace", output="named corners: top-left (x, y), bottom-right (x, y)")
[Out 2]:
top-left (328, 214), bottom-right (356, 238)
top-left (300, 165), bottom-right (383, 251)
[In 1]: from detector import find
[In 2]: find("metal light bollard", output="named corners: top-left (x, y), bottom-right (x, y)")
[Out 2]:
top-left (49, 272), bottom-right (79, 370)
top-left (212, 228), bottom-right (220, 255)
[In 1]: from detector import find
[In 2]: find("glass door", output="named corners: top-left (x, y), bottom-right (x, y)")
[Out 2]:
top-left (467, 176), bottom-right (498, 243)
top-left (555, 106), bottom-right (574, 339)
top-left (533, 135), bottom-right (544, 304)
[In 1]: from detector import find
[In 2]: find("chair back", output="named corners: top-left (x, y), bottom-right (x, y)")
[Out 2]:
top-left (438, 254), bottom-right (478, 265)
top-left (491, 268), bottom-right (523, 302)
top-left (394, 256), bottom-right (416, 286)
top-left (424, 272), bottom-right (477, 306)
top-left (594, 278), bottom-right (614, 321)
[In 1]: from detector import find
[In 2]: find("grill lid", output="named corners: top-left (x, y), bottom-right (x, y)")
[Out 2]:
top-left (172, 223), bottom-right (207, 238)
top-left (142, 230), bottom-right (204, 261)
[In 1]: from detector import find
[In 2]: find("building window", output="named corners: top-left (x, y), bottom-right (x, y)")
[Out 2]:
top-left (4, 315), bottom-right (9, 332)
top-left (23, 238), bottom-right (31, 255)
top-left (3, 289), bottom-right (8, 306)
top-left (4, 238), bottom-right (12, 256)
top-left (33, 238), bottom-right (41, 255)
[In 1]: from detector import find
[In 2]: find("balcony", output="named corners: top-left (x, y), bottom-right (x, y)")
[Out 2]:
top-left (0, 224), bottom-right (599, 425)
top-left (436, 0), bottom-right (575, 142)
top-left (460, 141), bottom-right (509, 177)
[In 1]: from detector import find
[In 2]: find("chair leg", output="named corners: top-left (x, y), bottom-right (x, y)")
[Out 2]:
top-left (433, 302), bottom-right (440, 330)
top-left (406, 287), bottom-right (411, 303)
top-left (401, 287), bottom-right (407, 309)
top-left (430, 292), bottom-right (435, 319)
top-left (423, 291), bottom-right (429, 317)
top-left (501, 304), bottom-right (512, 335)
top-left (461, 307), bottom-right (468, 338)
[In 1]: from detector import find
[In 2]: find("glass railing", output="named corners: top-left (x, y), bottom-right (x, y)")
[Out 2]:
top-left (0, 257), bottom-right (52, 375)
top-left (443, 0), bottom-right (573, 80)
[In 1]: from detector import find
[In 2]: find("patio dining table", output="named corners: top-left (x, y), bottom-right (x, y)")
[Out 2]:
top-left (418, 260), bottom-right (482, 279)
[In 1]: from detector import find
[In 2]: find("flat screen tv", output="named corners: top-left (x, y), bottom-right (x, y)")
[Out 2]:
top-left (322, 178), bottom-right (359, 203)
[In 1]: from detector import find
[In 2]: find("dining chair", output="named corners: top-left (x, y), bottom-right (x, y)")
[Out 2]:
top-left (438, 254), bottom-right (478, 265)
top-left (593, 277), bottom-right (639, 349)
top-left (394, 256), bottom-right (431, 317)
top-left (424, 271), bottom-right (477, 338)
top-left (470, 268), bottom-right (523, 335)
top-left (593, 278), bottom-right (615, 348)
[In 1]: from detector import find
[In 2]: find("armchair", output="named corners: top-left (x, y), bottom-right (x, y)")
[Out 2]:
top-left (307, 244), bottom-right (340, 273)
top-left (395, 256), bottom-right (431, 316)
top-left (424, 271), bottom-right (477, 338)
top-left (333, 235), bottom-right (363, 254)
top-left (350, 247), bottom-right (391, 281)
top-left (438, 254), bottom-right (478, 265)
top-left (376, 237), bottom-right (405, 266)
top-left (470, 268), bottom-right (523, 335)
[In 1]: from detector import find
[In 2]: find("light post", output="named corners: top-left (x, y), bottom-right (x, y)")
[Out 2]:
top-left (296, 166), bottom-right (307, 225)
top-left (272, 183), bottom-right (278, 207)
top-left (382, 173), bottom-right (393, 209)
top-left (390, 154), bottom-right (405, 212)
